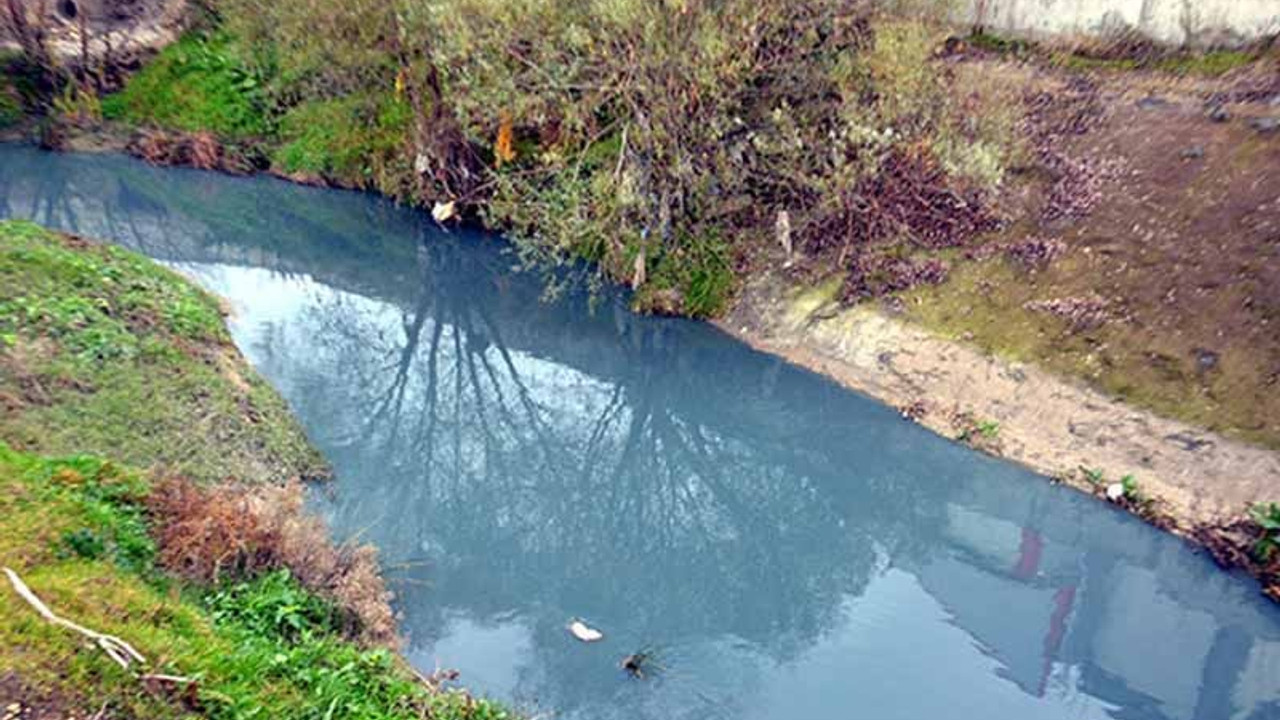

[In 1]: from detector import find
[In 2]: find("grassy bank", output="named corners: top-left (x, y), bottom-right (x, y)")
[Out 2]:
top-left (0, 219), bottom-right (325, 482)
top-left (0, 220), bottom-right (511, 719)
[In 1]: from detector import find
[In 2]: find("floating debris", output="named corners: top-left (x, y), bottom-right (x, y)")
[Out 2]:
top-left (621, 652), bottom-right (650, 679)
top-left (567, 619), bottom-right (603, 643)
top-left (432, 200), bottom-right (457, 224)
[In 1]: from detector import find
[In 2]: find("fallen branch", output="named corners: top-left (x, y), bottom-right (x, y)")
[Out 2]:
top-left (3, 566), bottom-right (147, 669)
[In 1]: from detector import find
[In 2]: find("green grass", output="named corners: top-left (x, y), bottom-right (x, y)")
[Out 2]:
top-left (0, 445), bottom-right (511, 719)
top-left (1052, 48), bottom-right (1258, 76)
top-left (100, 32), bottom-right (271, 139)
top-left (0, 220), bottom-right (326, 483)
top-left (272, 95), bottom-right (412, 190)
top-left (1151, 50), bottom-right (1257, 76)
top-left (640, 232), bottom-right (735, 318)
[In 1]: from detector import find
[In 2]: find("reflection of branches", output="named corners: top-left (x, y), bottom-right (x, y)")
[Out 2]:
top-left (0, 147), bottom-right (954, 720)
top-left (363, 289), bottom-right (433, 448)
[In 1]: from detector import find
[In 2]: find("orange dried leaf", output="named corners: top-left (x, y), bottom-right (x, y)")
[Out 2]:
top-left (495, 112), bottom-right (516, 166)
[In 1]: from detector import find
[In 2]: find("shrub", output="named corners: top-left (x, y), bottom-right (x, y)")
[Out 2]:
top-left (200, 0), bottom-right (1022, 314)
top-left (0, 82), bottom-right (21, 128)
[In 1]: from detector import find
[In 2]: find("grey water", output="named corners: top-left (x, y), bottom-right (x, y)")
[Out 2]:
top-left (3, 143), bottom-right (1280, 720)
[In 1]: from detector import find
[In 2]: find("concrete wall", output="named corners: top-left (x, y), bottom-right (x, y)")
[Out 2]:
top-left (960, 0), bottom-right (1280, 47)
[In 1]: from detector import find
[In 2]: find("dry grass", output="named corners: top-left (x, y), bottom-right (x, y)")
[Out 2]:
top-left (147, 477), bottom-right (397, 647)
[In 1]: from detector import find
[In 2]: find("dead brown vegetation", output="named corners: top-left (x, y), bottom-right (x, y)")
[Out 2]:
top-left (127, 127), bottom-right (265, 172)
top-left (146, 477), bottom-right (397, 647)
top-left (1195, 520), bottom-right (1280, 603)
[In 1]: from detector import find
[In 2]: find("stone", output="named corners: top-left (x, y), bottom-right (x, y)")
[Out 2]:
top-left (1136, 96), bottom-right (1169, 110)
top-left (1180, 145), bottom-right (1205, 160)
top-left (1207, 105), bottom-right (1231, 123)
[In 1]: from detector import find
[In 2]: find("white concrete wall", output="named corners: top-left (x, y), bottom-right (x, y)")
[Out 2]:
top-left (960, 0), bottom-right (1280, 47)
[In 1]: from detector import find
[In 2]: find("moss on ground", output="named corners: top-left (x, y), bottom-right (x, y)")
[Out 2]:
top-left (0, 220), bottom-right (326, 483)
top-left (904, 253), bottom-right (1280, 450)
top-left (1051, 49), bottom-right (1259, 77)
top-left (100, 32), bottom-right (270, 139)
top-left (0, 221), bottom-right (512, 718)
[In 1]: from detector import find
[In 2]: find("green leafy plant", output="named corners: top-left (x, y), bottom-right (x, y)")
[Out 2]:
top-left (101, 32), bottom-right (272, 139)
top-left (206, 570), bottom-right (337, 643)
top-left (1081, 467), bottom-right (1105, 487)
top-left (956, 415), bottom-right (1001, 444)
top-left (1120, 474), bottom-right (1139, 500)
top-left (61, 527), bottom-right (106, 559)
top-left (1251, 503), bottom-right (1280, 562)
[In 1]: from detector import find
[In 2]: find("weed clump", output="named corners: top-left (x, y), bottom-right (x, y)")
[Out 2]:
top-left (1024, 295), bottom-right (1114, 332)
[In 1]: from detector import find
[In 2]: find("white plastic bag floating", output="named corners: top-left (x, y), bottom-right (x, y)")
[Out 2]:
top-left (567, 619), bottom-right (603, 643)
top-left (432, 200), bottom-right (457, 223)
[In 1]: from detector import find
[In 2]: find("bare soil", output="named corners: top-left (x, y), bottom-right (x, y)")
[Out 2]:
top-left (907, 61), bottom-right (1280, 449)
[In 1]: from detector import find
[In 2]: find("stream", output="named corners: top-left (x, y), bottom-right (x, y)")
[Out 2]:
top-left (2, 144), bottom-right (1279, 720)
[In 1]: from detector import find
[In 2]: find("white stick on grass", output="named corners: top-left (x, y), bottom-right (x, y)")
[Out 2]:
top-left (3, 566), bottom-right (147, 669)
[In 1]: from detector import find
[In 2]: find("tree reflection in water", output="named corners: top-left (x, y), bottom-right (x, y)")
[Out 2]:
top-left (4, 145), bottom-right (1280, 720)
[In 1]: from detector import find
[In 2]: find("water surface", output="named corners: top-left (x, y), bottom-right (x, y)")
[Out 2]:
top-left (3, 145), bottom-right (1280, 720)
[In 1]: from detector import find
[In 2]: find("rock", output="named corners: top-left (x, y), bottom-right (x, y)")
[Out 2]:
top-left (1207, 105), bottom-right (1231, 123)
top-left (1136, 96), bottom-right (1169, 110)
top-left (1250, 117), bottom-right (1280, 134)
top-left (1180, 145), bottom-right (1205, 160)
top-left (1105, 483), bottom-right (1126, 501)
